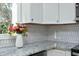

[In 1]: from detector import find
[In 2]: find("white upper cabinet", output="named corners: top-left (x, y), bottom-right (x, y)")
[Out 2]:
top-left (17, 3), bottom-right (76, 24)
top-left (43, 3), bottom-right (76, 24)
top-left (43, 3), bottom-right (59, 24)
top-left (59, 3), bottom-right (76, 24)
top-left (17, 3), bottom-right (43, 23)
top-left (30, 3), bottom-right (43, 23)
top-left (22, 3), bottom-right (31, 23)
top-left (17, 3), bottom-right (31, 23)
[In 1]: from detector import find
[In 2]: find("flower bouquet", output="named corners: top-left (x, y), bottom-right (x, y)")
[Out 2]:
top-left (8, 23), bottom-right (28, 48)
top-left (8, 23), bottom-right (28, 35)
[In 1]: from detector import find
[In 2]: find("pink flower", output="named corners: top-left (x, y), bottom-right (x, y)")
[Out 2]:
top-left (8, 24), bottom-right (18, 31)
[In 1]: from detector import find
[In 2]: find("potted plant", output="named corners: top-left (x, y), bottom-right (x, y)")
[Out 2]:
top-left (8, 23), bottom-right (28, 48)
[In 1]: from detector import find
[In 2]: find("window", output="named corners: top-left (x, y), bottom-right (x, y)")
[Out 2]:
top-left (0, 3), bottom-right (17, 34)
top-left (0, 3), bottom-right (12, 22)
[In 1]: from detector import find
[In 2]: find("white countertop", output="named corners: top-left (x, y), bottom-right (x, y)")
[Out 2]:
top-left (0, 40), bottom-right (77, 56)
top-left (0, 40), bottom-right (55, 56)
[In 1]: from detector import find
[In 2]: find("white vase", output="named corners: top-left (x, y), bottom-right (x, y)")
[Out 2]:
top-left (16, 34), bottom-right (23, 48)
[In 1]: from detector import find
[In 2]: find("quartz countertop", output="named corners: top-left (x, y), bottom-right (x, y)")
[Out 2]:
top-left (55, 41), bottom-right (78, 50)
top-left (0, 40), bottom-right (55, 56)
top-left (0, 40), bottom-right (77, 56)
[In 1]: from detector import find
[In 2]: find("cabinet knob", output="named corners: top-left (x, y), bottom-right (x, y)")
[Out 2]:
top-left (31, 18), bottom-right (34, 22)
top-left (57, 20), bottom-right (59, 23)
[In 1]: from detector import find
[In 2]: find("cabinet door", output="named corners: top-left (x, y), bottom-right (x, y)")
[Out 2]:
top-left (59, 3), bottom-right (76, 24)
top-left (43, 3), bottom-right (59, 24)
top-left (17, 3), bottom-right (31, 23)
top-left (30, 3), bottom-right (43, 23)
top-left (21, 3), bottom-right (31, 23)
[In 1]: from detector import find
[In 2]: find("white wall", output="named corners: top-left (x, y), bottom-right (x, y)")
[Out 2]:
top-left (48, 24), bottom-right (79, 44)
top-left (24, 25), bottom-right (48, 44)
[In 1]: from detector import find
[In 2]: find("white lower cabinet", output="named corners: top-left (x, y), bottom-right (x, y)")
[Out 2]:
top-left (47, 49), bottom-right (71, 56)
